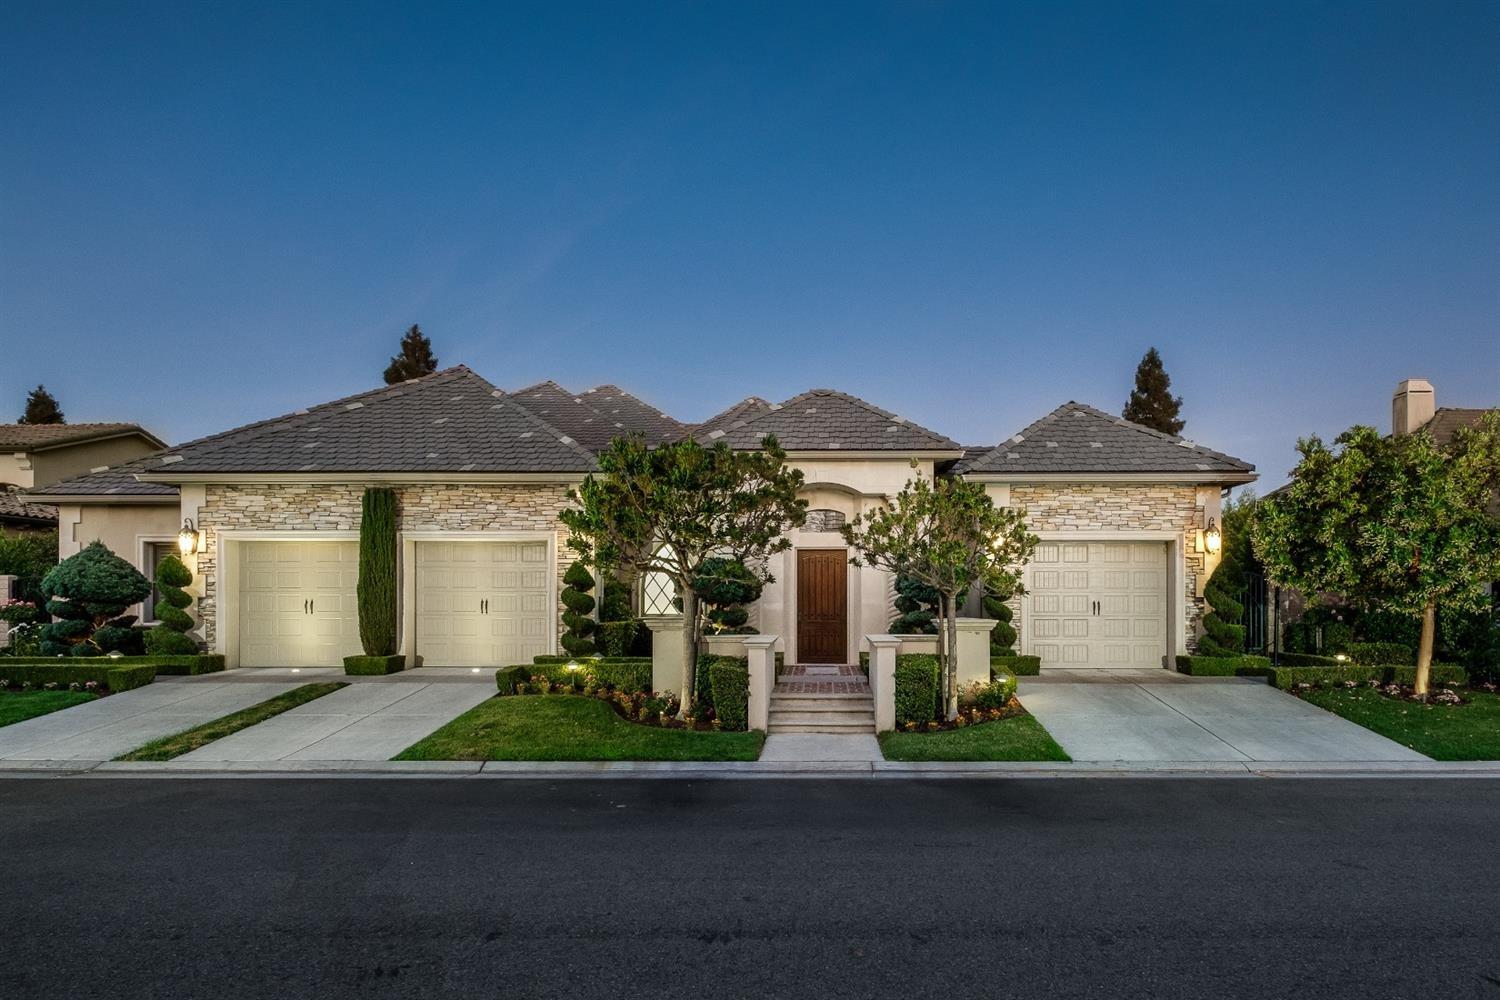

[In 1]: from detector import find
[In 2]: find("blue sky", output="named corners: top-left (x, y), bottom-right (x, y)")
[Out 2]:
top-left (2, 1), bottom-right (1497, 488)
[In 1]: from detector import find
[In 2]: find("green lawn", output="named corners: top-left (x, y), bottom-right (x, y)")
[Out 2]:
top-left (879, 712), bottom-right (1071, 762)
top-left (1297, 686), bottom-right (1500, 761)
top-left (394, 694), bottom-right (765, 761)
top-left (116, 682), bottom-right (346, 761)
top-left (0, 690), bottom-right (97, 728)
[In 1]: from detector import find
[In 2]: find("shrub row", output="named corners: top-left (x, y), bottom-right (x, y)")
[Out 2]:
top-left (708, 658), bottom-right (749, 731)
top-left (343, 654), bottom-right (406, 675)
top-left (695, 654), bottom-right (746, 714)
top-left (1175, 655), bottom-right (1273, 677)
top-left (1346, 642), bottom-right (1415, 666)
top-left (500, 658), bottom-right (654, 694)
top-left (895, 654), bottom-right (940, 726)
top-left (990, 654), bottom-right (1040, 677)
top-left (532, 654), bottom-right (651, 666)
top-left (0, 654), bottom-right (224, 677)
top-left (1267, 664), bottom-right (1468, 691)
top-left (1274, 652), bottom-right (1341, 667)
top-left (0, 661), bottom-right (155, 692)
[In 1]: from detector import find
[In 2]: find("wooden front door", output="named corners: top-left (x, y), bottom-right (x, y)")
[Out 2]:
top-left (797, 548), bottom-right (847, 664)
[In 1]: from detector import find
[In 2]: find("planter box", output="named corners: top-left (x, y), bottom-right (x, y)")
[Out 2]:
top-left (343, 654), bottom-right (406, 676)
top-left (703, 634), bottom-right (750, 658)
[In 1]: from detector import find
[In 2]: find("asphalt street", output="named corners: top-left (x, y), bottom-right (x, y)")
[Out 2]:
top-left (2, 777), bottom-right (1497, 999)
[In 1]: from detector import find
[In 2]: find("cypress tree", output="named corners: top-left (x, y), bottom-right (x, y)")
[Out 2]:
top-left (383, 325), bottom-right (439, 384)
top-left (357, 488), bottom-right (399, 655)
top-left (1123, 348), bottom-right (1185, 435)
top-left (19, 384), bottom-right (65, 424)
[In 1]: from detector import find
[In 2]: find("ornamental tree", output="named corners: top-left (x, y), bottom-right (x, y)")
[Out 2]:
top-left (560, 434), bottom-right (806, 716)
top-left (357, 487), bottom-right (399, 656)
top-left (144, 554), bottom-right (198, 655)
top-left (1253, 415), bottom-right (1500, 695)
top-left (842, 471), bottom-right (1038, 719)
top-left (39, 541), bottom-right (152, 656)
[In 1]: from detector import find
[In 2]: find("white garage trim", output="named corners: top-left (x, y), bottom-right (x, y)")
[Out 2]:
top-left (215, 530), bottom-right (360, 668)
top-left (1018, 530), bottom-right (1186, 667)
top-left (400, 530), bottom-right (558, 665)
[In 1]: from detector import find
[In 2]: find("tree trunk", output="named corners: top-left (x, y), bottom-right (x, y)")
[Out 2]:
top-left (678, 585), bottom-right (700, 719)
top-left (942, 593), bottom-right (959, 721)
top-left (1414, 599), bottom-right (1437, 697)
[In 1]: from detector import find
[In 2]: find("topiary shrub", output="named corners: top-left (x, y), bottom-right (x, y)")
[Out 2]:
top-left (991, 654), bottom-right (1040, 676)
top-left (38, 542), bottom-right (151, 657)
top-left (1346, 641), bottom-right (1415, 666)
top-left (891, 575), bottom-right (940, 634)
top-left (1197, 551), bottom-right (1245, 656)
top-left (894, 653), bottom-right (940, 726)
top-left (599, 577), bottom-right (633, 622)
top-left (145, 554), bottom-right (197, 655)
top-left (357, 488), bottom-right (399, 656)
top-left (597, 619), bottom-right (641, 657)
top-left (694, 557), bottom-right (762, 634)
top-left (983, 584), bottom-right (1016, 655)
top-left (560, 560), bottom-right (598, 656)
top-left (709, 658), bottom-right (750, 731)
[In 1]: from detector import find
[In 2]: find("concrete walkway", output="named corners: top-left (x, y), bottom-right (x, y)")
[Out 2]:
top-left (173, 681), bottom-right (493, 762)
top-left (759, 734), bottom-right (882, 761)
top-left (1018, 674), bottom-right (1430, 762)
top-left (0, 682), bottom-right (299, 761)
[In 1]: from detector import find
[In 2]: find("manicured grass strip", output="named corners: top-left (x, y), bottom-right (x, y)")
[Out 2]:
top-left (879, 712), bottom-right (1072, 762)
top-left (115, 682), bottom-right (347, 762)
top-left (394, 694), bottom-right (765, 762)
top-left (1297, 687), bottom-right (1500, 761)
top-left (0, 690), bottom-right (97, 728)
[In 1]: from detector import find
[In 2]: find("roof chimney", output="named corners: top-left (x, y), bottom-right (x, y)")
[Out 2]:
top-left (1392, 379), bottom-right (1435, 436)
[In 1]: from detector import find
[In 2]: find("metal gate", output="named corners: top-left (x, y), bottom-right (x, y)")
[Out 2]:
top-left (1238, 571), bottom-right (1268, 654)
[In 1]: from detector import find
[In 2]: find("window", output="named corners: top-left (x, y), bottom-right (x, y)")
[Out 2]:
top-left (141, 541), bottom-right (176, 622)
top-left (805, 508), bottom-right (846, 532)
top-left (640, 545), bottom-right (679, 615)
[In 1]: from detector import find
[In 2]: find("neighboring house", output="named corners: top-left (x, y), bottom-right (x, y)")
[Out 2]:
top-left (29, 367), bottom-right (1255, 670)
top-left (1, 485), bottom-right (57, 534)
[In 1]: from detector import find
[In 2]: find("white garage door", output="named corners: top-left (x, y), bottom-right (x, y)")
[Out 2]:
top-left (415, 541), bottom-right (552, 666)
top-left (1026, 541), bottom-right (1167, 669)
top-left (238, 540), bottom-right (359, 667)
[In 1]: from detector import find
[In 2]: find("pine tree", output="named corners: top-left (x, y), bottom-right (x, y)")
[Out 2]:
top-left (383, 325), bottom-right (439, 384)
top-left (1122, 348), bottom-right (1185, 435)
top-left (19, 384), bottom-right (65, 424)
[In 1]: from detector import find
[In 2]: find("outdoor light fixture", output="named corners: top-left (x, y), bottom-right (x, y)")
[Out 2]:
top-left (177, 518), bottom-right (201, 556)
top-left (1197, 518), bottom-right (1223, 555)
top-left (566, 660), bottom-right (580, 672)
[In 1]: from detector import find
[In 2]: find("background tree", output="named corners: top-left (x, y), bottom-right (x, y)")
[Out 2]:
top-left (38, 541), bottom-right (151, 656)
top-left (144, 554), bottom-right (198, 655)
top-left (19, 384), bottom-right (65, 424)
top-left (560, 560), bottom-right (598, 656)
top-left (1122, 347), bottom-right (1185, 435)
top-left (0, 528), bottom-right (58, 609)
top-left (1253, 415), bottom-right (1500, 695)
top-left (383, 325), bottom-right (439, 384)
top-left (357, 488), bottom-right (398, 656)
top-left (843, 472), bottom-right (1037, 719)
top-left (560, 434), bottom-right (806, 716)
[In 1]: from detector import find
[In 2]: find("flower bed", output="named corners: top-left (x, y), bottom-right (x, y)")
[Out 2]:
top-left (497, 670), bottom-right (739, 731)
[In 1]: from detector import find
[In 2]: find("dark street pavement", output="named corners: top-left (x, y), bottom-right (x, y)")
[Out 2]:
top-left (2, 777), bottom-right (1497, 999)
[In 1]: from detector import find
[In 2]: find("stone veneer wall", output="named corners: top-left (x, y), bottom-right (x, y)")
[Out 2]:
top-left (1006, 483), bottom-right (1210, 655)
top-left (196, 483), bottom-right (574, 648)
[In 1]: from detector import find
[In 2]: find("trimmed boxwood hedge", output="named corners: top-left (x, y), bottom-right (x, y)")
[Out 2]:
top-left (0, 661), bottom-right (155, 692)
top-left (1, 654), bottom-right (223, 676)
top-left (709, 659), bottom-right (750, 731)
top-left (990, 654), bottom-right (1040, 677)
top-left (1347, 642), bottom-right (1415, 666)
top-left (894, 654), bottom-right (940, 726)
top-left (1267, 664), bottom-right (1468, 690)
top-left (343, 654), bottom-right (406, 675)
top-left (1275, 652), bottom-right (1341, 666)
top-left (532, 654), bottom-right (651, 666)
top-left (495, 664), bottom-right (529, 694)
top-left (1175, 655), bottom-right (1273, 677)
top-left (520, 658), bottom-right (655, 694)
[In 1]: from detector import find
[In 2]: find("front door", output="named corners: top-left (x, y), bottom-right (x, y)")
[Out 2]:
top-left (797, 548), bottom-right (847, 663)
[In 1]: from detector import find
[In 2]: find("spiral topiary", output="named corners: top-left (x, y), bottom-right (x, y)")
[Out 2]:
top-left (890, 575), bottom-right (940, 634)
top-left (1198, 550), bottom-right (1245, 656)
top-left (983, 587), bottom-right (1017, 655)
top-left (145, 553), bottom-right (198, 655)
top-left (560, 560), bottom-right (597, 656)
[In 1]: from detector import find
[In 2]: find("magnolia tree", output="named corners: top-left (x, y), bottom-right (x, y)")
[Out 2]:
top-left (559, 434), bottom-right (806, 716)
top-left (842, 471), bottom-right (1037, 719)
top-left (1253, 415), bottom-right (1500, 695)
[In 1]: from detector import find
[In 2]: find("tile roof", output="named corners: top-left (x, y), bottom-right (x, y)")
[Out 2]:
top-left (0, 484), bottom-right (58, 523)
top-left (0, 422), bottom-right (165, 452)
top-left (1418, 407), bottom-right (1499, 447)
top-left (508, 381), bottom-right (635, 451)
top-left (956, 402), bottom-right (1255, 477)
top-left (693, 396), bottom-right (773, 436)
top-left (576, 385), bottom-right (687, 446)
top-left (136, 366), bottom-right (598, 476)
top-left (25, 453), bottom-right (179, 498)
top-left (695, 388), bottom-right (961, 452)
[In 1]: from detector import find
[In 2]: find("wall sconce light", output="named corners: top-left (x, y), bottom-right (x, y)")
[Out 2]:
top-left (177, 518), bottom-right (201, 556)
top-left (1195, 517), bottom-right (1223, 555)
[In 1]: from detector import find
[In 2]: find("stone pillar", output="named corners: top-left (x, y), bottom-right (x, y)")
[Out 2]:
top-left (742, 635), bottom-right (778, 732)
top-left (866, 634), bottom-right (900, 733)
top-left (0, 574), bottom-right (14, 649)
top-left (954, 618), bottom-right (998, 688)
top-left (642, 614), bottom-right (686, 695)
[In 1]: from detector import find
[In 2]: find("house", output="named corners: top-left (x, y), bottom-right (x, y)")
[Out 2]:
top-left (0, 422), bottom-right (166, 537)
top-left (28, 367), bottom-right (1255, 670)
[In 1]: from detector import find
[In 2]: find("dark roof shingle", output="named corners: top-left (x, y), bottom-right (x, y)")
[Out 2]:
top-left (0, 485), bottom-right (58, 523)
top-left (695, 389), bottom-right (960, 452)
top-left (576, 385), bottom-right (687, 446)
top-left (0, 422), bottom-right (165, 452)
top-left (1419, 408), bottom-right (1499, 447)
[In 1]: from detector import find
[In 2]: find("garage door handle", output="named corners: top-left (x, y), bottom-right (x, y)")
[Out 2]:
top-left (309, 599), bottom-right (315, 614)
top-left (303, 599), bottom-right (309, 615)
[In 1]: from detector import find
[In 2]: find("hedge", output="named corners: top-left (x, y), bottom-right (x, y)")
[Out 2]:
top-left (709, 659), bottom-right (750, 731)
top-left (0, 661), bottom-right (155, 692)
top-left (991, 655), bottom-right (1041, 676)
top-left (1267, 664), bottom-right (1468, 691)
top-left (596, 620), bottom-right (641, 657)
top-left (532, 654), bottom-right (650, 666)
top-left (523, 658), bottom-right (654, 694)
top-left (1347, 642), bottom-right (1415, 666)
top-left (1175, 655), bottom-right (1273, 678)
top-left (0, 653), bottom-right (223, 676)
top-left (695, 654), bottom-right (746, 713)
top-left (495, 664), bottom-right (528, 694)
top-left (343, 654), bottom-right (406, 675)
top-left (1275, 652), bottom-right (1341, 667)
top-left (894, 654), bottom-right (940, 726)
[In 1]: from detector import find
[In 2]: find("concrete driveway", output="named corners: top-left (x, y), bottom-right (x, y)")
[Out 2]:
top-left (174, 681), bottom-right (493, 762)
top-left (1018, 671), bottom-right (1430, 762)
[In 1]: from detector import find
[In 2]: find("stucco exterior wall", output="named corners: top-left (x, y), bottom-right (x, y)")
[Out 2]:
top-left (192, 482), bottom-right (574, 653)
top-left (31, 437), bottom-right (162, 489)
top-left (0, 453), bottom-right (32, 489)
